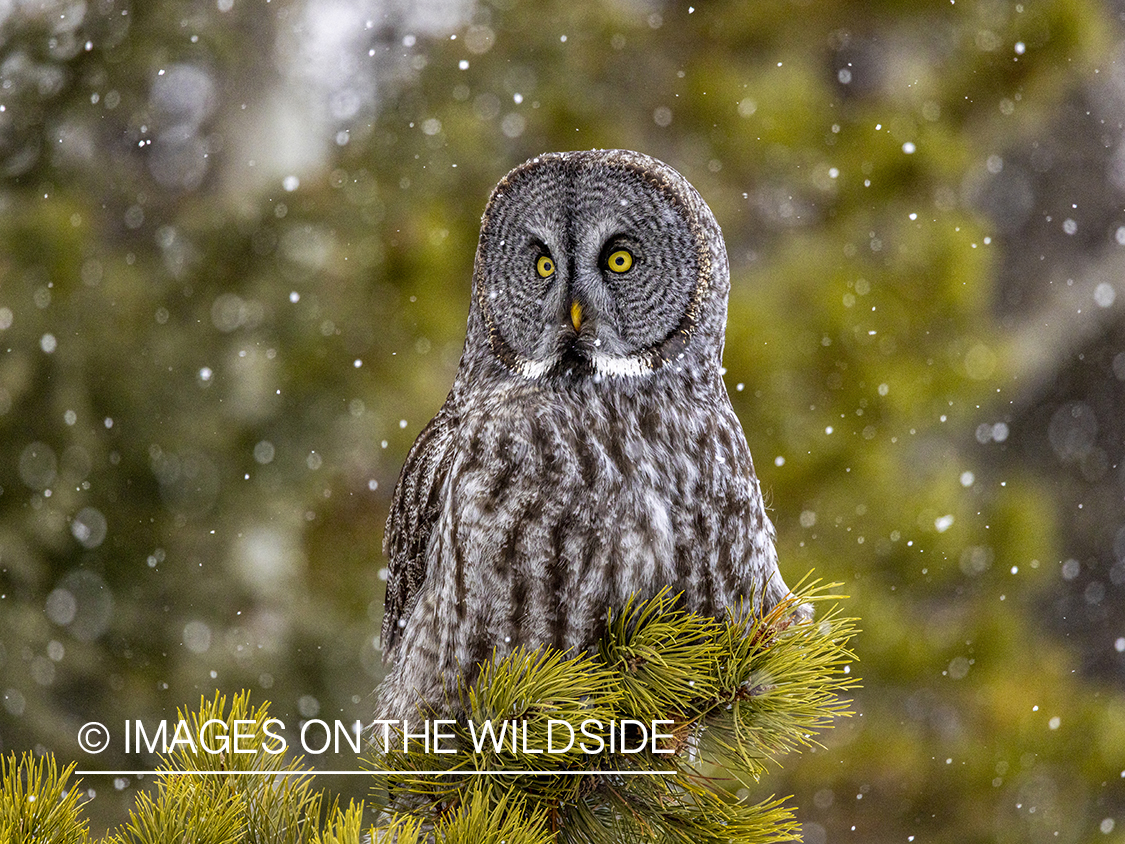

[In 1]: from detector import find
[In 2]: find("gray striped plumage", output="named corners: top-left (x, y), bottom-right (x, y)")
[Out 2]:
top-left (376, 149), bottom-right (796, 721)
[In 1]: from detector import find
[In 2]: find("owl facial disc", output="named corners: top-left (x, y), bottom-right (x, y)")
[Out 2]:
top-left (473, 150), bottom-right (720, 383)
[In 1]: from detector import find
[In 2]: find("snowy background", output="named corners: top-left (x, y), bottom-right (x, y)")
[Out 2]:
top-left (2, 0), bottom-right (1125, 839)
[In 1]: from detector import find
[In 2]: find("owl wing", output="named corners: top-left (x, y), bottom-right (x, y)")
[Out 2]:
top-left (381, 400), bottom-right (458, 661)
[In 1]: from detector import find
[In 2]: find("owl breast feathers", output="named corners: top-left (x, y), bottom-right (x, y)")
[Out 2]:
top-left (377, 149), bottom-right (797, 721)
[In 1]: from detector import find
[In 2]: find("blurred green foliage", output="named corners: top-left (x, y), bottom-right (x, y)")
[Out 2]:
top-left (1, 0), bottom-right (1124, 840)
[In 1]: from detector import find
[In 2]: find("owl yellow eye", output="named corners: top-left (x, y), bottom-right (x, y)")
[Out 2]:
top-left (606, 249), bottom-right (633, 273)
top-left (536, 255), bottom-right (555, 277)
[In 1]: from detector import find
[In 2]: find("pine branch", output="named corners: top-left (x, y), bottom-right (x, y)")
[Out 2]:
top-left (0, 752), bottom-right (90, 844)
top-left (0, 581), bottom-right (856, 844)
top-left (104, 691), bottom-right (330, 844)
top-left (370, 579), bottom-right (859, 843)
top-left (599, 588), bottom-right (722, 722)
top-left (379, 785), bottom-right (553, 844)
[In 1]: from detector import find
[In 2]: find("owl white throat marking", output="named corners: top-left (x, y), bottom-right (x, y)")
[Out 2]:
top-left (514, 350), bottom-right (654, 380)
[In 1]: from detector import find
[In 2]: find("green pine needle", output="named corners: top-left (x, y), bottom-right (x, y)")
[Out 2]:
top-left (312, 801), bottom-right (367, 844)
top-left (0, 752), bottom-right (89, 844)
top-left (599, 587), bottom-right (722, 722)
top-left (106, 691), bottom-right (329, 844)
top-left (377, 784), bottom-right (551, 843)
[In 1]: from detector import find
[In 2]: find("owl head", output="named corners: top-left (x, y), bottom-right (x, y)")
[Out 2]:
top-left (461, 149), bottom-right (731, 385)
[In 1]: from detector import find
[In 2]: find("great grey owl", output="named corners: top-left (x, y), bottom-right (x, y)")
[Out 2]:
top-left (376, 149), bottom-right (798, 722)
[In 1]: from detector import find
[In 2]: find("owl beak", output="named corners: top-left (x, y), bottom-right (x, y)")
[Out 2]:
top-left (569, 300), bottom-right (583, 332)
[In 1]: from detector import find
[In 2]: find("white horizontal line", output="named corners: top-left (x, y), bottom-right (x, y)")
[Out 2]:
top-left (74, 769), bottom-right (676, 777)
